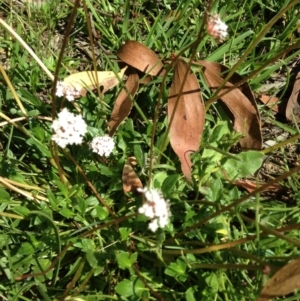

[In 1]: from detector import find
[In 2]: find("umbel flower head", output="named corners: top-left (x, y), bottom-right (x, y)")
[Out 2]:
top-left (51, 108), bottom-right (87, 148)
top-left (90, 136), bottom-right (115, 157)
top-left (56, 81), bottom-right (82, 102)
top-left (138, 187), bottom-right (171, 232)
top-left (206, 14), bottom-right (228, 42)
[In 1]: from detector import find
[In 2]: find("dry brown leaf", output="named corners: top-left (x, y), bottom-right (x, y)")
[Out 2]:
top-left (258, 94), bottom-right (279, 113)
top-left (168, 60), bottom-right (205, 182)
top-left (108, 70), bottom-right (139, 137)
top-left (197, 60), bottom-right (262, 150)
top-left (63, 67), bottom-right (127, 97)
top-left (258, 257), bottom-right (300, 301)
top-left (286, 72), bottom-right (300, 123)
top-left (122, 157), bottom-right (143, 193)
top-left (233, 180), bottom-right (279, 193)
top-left (117, 41), bottom-right (165, 77)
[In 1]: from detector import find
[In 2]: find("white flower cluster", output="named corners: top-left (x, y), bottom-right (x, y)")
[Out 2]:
top-left (90, 136), bottom-right (115, 157)
top-left (51, 108), bottom-right (87, 148)
top-left (56, 81), bottom-right (82, 102)
top-left (207, 14), bottom-right (228, 42)
top-left (138, 188), bottom-right (171, 232)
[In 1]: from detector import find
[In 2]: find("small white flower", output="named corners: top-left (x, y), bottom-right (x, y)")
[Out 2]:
top-left (56, 81), bottom-right (64, 97)
top-left (207, 14), bottom-right (228, 42)
top-left (55, 81), bottom-right (82, 102)
top-left (90, 136), bottom-right (115, 157)
top-left (149, 219), bottom-right (159, 232)
top-left (51, 108), bottom-right (87, 148)
top-left (138, 187), bottom-right (171, 232)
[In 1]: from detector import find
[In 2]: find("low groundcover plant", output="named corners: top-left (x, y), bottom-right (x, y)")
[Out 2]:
top-left (0, 0), bottom-right (300, 300)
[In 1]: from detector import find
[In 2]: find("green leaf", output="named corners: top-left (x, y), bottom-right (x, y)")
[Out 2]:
top-left (206, 178), bottom-right (223, 202)
top-left (86, 251), bottom-right (98, 267)
top-left (115, 276), bottom-right (145, 298)
top-left (185, 287), bottom-right (197, 301)
top-left (222, 151), bottom-right (264, 180)
top-left (74, 238), bottom-right (96, 252)
top-left (165, 258), bottom-right (187, 282)
top-left (12, 206), bottom-right (30, 216)
top-left (99, 164), bottom-right (114, 176)
top-left (20, 88), bottom-right (42, 106)
top-left (59, 208), bottom-right (74, 218)
top-left (205, 273), bottom-right (218, 293)
top-left (209, 121), bottom-right (231, 143)
top-left (131, 275), bottom-right (145, 297)
top-left (206, 31), bottom-right (254, 61)
top-left (119, 227), bottom-right (132, 241)
top-left (0, 234), bottom-right (9, 248)
top-left (91, 205), bottom-right (109, 220)
top-left (32, 259), bottom-right (53, 281)
top-left (162, 174), bottom-right (179, 195)
top-left (115, 279), bottom-right (134, 297)
top-left (153, 171), bottom-right (168, 187)
top-left (133, 143), bottom-right (144, 167)
top-left (47, 189), bottom-right (59, 211)
top-left (26, 137), bottom-right (51, 157)
top-left (18, 242), bottom-right (35, 256)
top-left (0, 188), bottom-right (10, 201)
top-left (184, 202), bottom-right (196, 222)
top-left (76, 197), bottom-right (87, 214)
top-left (117, 251), bottom-right (138, 270)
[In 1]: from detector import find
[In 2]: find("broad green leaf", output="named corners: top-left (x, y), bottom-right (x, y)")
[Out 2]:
top-left (26, 138), bottom-right (51, 157)
top-left (115, 279), bottom-right (134, 297)
top-left (12, 206), bottom-right (30, 216)
top-left (59, 208), bottom-right (74, 218)
top-left (91, 205), bottom-right (109, 220)
top-left (133, 144), bottom-right (144, 168)
top-left (117, 251), bottom-right (138, 270)
top-left (209, 121), bottom-right (231, 143)
top-left (86, 251), bottom-right (98, 267)
top-left (223, 151), bottom-right (264, 179)
top-left (205, 273), bottom-right (218, 293)
top-left (185, 287), bottom-right (197, 301)
top-left (165, 258), bottom-right (187, 282)
top-left (18, 242), bottom-right (35, 256)
top-left (153, 171), bottom-right (168, 187)
top-left (76, 197), bottom-right (87, 214)
top-left (115, 276), bottom-right (145, 298)
top-left (206, 178), bottom-right (223, 202)
top-left (119, 227), bottom-right (132, 241)
top-left (47, 189), bottom-right (59, 211)
top-left (32, 259), bottom-right (53, 281)
top-left (162, 174), bottom-right (179, 195)
top-left (0, 189), bottom-right (11, 201)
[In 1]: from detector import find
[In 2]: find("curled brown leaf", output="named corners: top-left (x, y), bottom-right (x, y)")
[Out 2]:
top-left (197, 60), bottom-right (262, 150)
top-left (117, 40), bottom-right (165, 77)
top-left (122, 157), bottom-right (143, 193)
top-left (286, 71), bottom-right (300, 123)
top-left (258, 257), bottom-right (300, 301)
top-left (108, 70), bottom-right (139, 137)
top-left (168, 59), bottom-right (205, 181)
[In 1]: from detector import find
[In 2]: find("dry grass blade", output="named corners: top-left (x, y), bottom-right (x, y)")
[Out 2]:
top-left (258, 257), bottom-right (300, 301)
top-left (198, 60), bottom-right (262, 149)
top-left (122, 157), bottom-right (143, 193)
top-left (108, 70), bottom-right (139, 137)
top-left (117, 40), bottom-right (166, 76)
top-left (286, 71), bottom-right (300, 123)
top-left (168, 59), bottom-right (205, 181)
